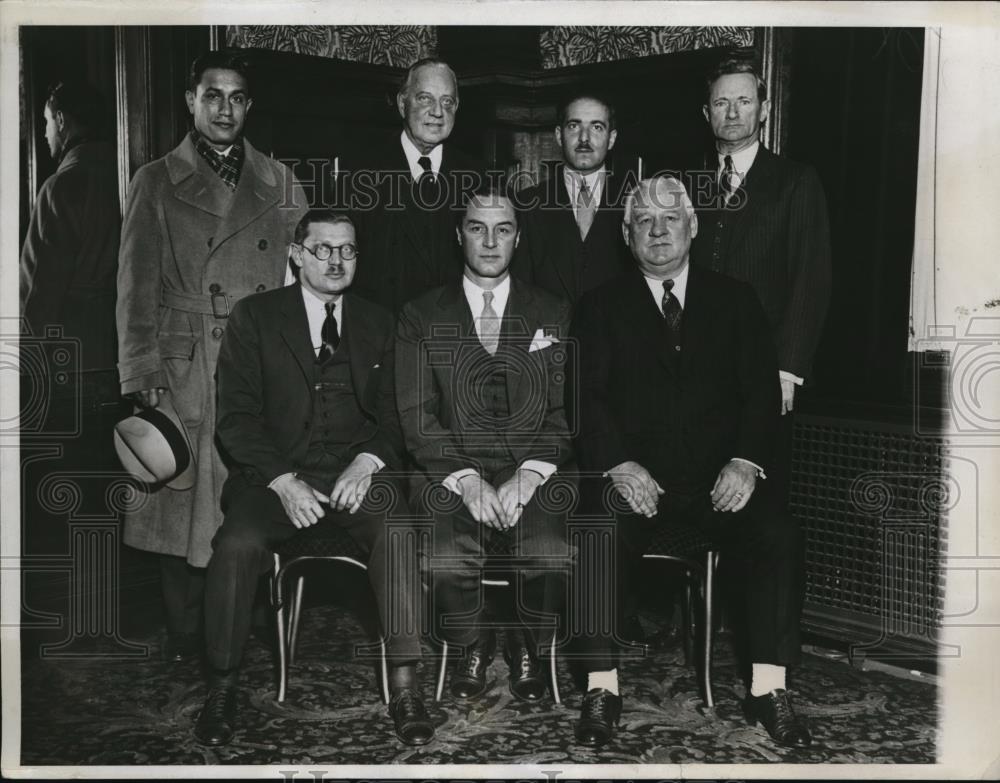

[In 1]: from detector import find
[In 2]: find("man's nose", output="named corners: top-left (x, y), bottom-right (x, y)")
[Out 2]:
top-left (428, 99), bottom-right (444, 117)
top-left (649, 218), bottom-right (668, 236)
top-left (725, 101), bottom-right (739, 118)
top-left (483, 230), bottom-right (498, 248)
top-left (219, 99), bottom-right (233, 116)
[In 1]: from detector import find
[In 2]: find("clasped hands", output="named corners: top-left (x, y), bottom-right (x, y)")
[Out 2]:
top-left (606, 458), bottom-right (758, 517)
top-left (271, 454), bottom-right (379, 529)
top-left (456, 469), bottom-right (544, 530)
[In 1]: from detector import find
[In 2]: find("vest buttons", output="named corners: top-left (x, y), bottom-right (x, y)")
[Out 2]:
top-left (258, 239), bottom-right (269, 250)
top-left (209, 283), bottom-right (221, 294)
top-left (211, 326), bottom-right (224, 339)
top-left (256, 284), bottom-right (266, 292)
top-left (674, 345), bottom-right (681, 352)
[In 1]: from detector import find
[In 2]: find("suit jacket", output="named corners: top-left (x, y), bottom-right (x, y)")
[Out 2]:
top-left (572, 263), bottom-right (780, 492)
top-left (216, 285), bottom-right (403, 487)
top-left (345, 138), bottom-right (484, 314)
top-left (511, 165), bottom-right (633, 306)
top-left (115, 134), bottom-right (308, 566)
top-left (396, 276), bottom-right (573, 487)
top-left (20, 140), bottom-right (121, 371)
top-left (690, 145), bottom-right (831, 379)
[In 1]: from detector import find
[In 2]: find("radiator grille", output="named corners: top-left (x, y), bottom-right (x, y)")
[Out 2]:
top-left (792, 415), bottom-right (945, 660)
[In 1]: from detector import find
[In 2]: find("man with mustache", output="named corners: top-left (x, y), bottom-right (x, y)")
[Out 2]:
top-left (346, 57), bottom-right (482, 314)
top-left (116, 51), bottom-right (307, 666)
top-left (198, 209), bottom-right (433, 747)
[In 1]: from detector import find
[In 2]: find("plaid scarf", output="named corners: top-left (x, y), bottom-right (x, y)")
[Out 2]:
top-left (190, 129), bottom-right (244, 190)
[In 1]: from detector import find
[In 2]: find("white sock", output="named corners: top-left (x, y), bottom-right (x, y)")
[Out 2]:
top-left (750, 663), bottom-right (786, 696)
top-left (587, 669), bottom-right (619, 696)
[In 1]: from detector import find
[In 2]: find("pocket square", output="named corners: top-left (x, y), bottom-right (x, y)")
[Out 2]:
top-left (528, 328), bottom-right (559, 353)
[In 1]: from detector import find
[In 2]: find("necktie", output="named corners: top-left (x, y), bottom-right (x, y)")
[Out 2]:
top-left (661, 279), bottom-right (683, 335)
top-left (719, 154), bottom-right (737, 206)
top-left (416, 155), bottom-right (439, 206)
top-left (575, 175), bottom-right (597, 240)
top-left (316, 301), bottom-right (340, 364)
top-left (479, 291), bottom-right (500, 355)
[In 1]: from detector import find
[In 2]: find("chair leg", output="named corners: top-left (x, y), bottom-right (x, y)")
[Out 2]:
top-left (680, 577), bottom-right (693, 666)
top-left (702, 551), bottom-right (715, 708)
top-left (549, 635), bottom-right (561, 705)
top-left (435, 641), bottom-right (449, 702)
top-left (379, 638), bottom-right (390, 705)
top-left (275, 569), bottom-right (289, 703)
top-left (288, 575), bottom-right (305, 666)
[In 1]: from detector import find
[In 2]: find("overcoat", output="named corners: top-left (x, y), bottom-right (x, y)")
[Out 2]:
top-left (116, 134), bottom-right (307, 567)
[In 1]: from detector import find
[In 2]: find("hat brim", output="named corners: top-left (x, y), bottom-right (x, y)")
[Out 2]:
top-left (114, 397), bottom-right (197, 490)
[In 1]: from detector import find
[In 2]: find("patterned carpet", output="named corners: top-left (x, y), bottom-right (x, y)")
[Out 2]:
top-left (20, 601), bottom-right (937, 766)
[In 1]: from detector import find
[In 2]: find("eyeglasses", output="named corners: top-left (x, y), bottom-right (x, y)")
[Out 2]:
top-left (296, 242), bottom-right (358, 262)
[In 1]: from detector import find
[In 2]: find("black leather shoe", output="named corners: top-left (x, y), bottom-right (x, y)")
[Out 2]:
top-left (449, 631), bottom-right (496, 701)
top-left (503, 629), bottom-right (546, 702)
top-left (163, 631), bottom-right (201, 662)
top-left (193, 683), bottom-right (238, 746)
top-left (389, 688), bottom-right (435, 746)
top-left (574, 688), bottom-right (622, 748)
top-left (743, 688), bottom-right (813, 748)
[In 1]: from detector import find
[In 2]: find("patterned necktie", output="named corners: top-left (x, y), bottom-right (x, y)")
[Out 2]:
top-left (575, 175), bottom-right (597, 240)
top-left (719, 154), bottom-right (737, 206)
top-left (316, 301), bottom-right (340, 364)
top-left (661, 278), bottom-right (683, 335)
top-left (479, 291), bottom-right (500, 355)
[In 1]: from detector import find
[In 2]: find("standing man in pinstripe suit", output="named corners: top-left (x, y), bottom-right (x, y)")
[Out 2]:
top-left (692, 55), bottom-right (832, 500)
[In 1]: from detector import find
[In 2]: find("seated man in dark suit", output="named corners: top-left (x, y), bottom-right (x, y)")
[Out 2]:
top-left (396, 185), bottom-right (574, 704)
top-left (197, 209), bottom-right (433, 748)
top-left (571, 176), bottom-right (811, 749)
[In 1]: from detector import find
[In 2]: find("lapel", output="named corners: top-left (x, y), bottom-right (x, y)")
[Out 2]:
top-left (679, 263), bottom-right (711, 377)
top-left (722, 145), bottom-right (778, 258)
top-left (278, 285), bottom-right (319, 389)
top-left (394, 139), bottom-right (445, 274)
top-left (549, 169), bottom-right (582, 298)
top-left (341, 295), bottom-right (379, 415)
top-left (167, 135), bottom-right (232, 218)
top-left (499, 278), bottom-right (537, 416)
top-left (621, 268), bottom-right (680, 378)
top-left (211, 139), bottom-right (282, 252)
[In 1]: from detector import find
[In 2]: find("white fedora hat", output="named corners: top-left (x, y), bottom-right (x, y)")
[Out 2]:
top-left (113, 397), bottom-right (197, 490)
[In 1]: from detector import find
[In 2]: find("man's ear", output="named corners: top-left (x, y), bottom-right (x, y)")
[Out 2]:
top-left (759, 98), bottom-right (771, 126)
top-left (245, 97), bottom-right (254, 114)
top-left (702, 104), bottom-right (710, 124)
top-left (290, 246), bottom-right (304, 269)
top-left (514, 229), bottom-right (521, 249)
top-left (690, 212), bottom-right (699, 240)
top-left (455, 226), bottom-right (463, 246)
top-left (621, 222), bottom-right (630, 245)
top-left (185, 90), bottom-right (196, 116)
top-left (396, 93), bottom-right (406, 120)
top-left (554, 125), bottom-right (563, 149)
top-left (55, 110), bottom-right (66, 133)
top-left (607, 128), bottom-right (618, 151)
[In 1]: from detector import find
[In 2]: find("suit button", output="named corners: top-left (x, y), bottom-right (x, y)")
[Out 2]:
top-left (674, 345), bottom-right (681, 352)
top-left (209, 283), bottom-right (221, 293)
top-left (258, 239), bottom-right (269, 250)
top-left (303, 422), bottom-right (310, 430)
top-left (207, 237), bottom-right (214, 248)
top-left (211, 326), bottom-right (224, 339)
top-left (256, 284), bottom-right (266, 292)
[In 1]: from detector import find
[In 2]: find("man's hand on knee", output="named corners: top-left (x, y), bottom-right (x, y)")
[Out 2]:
top-left (456, 473), bottom-right (506, 530)
top-left (270, 474), bottom-right (330, 528)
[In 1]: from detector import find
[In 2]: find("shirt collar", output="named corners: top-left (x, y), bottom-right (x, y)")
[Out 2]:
top-left (717, 140), bottom-right (759, 175)
top-left (462, 273), bottom-right (511, 316)
top-left (644, 260), bottom-right (690, 310)
top-left (564, 166), bottom-right (605, 197)
top-left (400, 130), bottom-right (443, 179)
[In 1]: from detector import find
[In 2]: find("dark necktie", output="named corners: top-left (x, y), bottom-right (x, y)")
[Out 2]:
top-left (316, 301), bottom-right (340, 364)
top-left (661, 278), bottom-right (683, 335)
top-left (719, 154), bottom-right (737, 206)
top-left (416, 155), bottom-right (440, 207)
top-left (576, 175), bottom-right (597, 240)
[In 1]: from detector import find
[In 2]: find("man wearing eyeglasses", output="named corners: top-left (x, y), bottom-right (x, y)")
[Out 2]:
top-left (345, 57), bottom-right (482, 314)
top-left (200, 209), bottom-right (434, 748)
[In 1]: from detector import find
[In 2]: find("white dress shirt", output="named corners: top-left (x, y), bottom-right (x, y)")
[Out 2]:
top-left (563, 166), bottom-right (606, 219)
top-left (442, 274), bottom-right (558, 495)
top-left (716, 142), bottom-right (803, 387)
top-left (401, 130), bottom-right (443, 180)
top-left (641, 263), bottom-right (766, 480)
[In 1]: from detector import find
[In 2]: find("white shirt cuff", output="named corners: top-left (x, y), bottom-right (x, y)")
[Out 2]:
top-left (357, 452), bottom-right (385, 472)
top-left (519, 460), bottom-right (557, 483)
top-left (268, 471), bottom-right (297, 490)
top-left (779, 370), bottom-right (804, 386)
top-left (732, 458), bottom-right (767, 480)
top-left (443, 468), bottom-right (480, 495)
